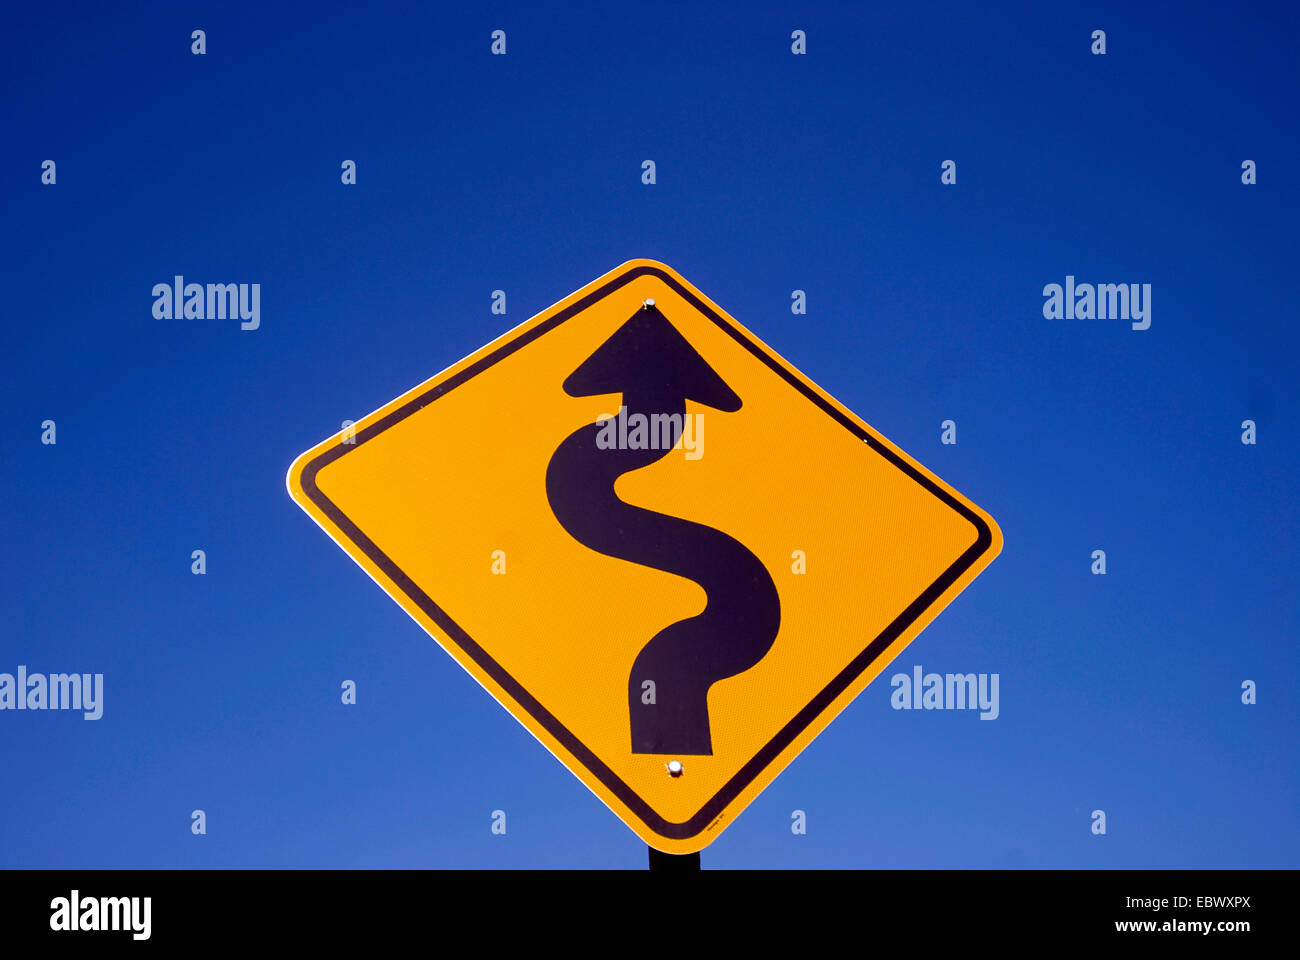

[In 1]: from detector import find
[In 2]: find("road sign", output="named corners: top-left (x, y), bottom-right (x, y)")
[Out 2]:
top-left (287, 260), bottom-right (1002, 854)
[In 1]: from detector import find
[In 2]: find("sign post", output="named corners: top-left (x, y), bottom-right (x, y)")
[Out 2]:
top-left (648, 847), bottom-right (701, 872)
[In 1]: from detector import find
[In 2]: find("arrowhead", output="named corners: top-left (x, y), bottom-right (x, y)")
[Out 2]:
top-left (563, 305), bottom-right (742, 412)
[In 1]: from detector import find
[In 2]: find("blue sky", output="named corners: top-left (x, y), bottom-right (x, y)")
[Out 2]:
top-left (1, 1), bottom-right (1296, 868)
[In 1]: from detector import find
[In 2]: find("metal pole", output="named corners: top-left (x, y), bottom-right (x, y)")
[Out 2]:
top-left (648, 846), bottom-right (701, 871)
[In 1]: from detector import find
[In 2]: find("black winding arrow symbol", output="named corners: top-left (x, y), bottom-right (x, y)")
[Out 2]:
top-left (544, 303), bottom-right (781, 756)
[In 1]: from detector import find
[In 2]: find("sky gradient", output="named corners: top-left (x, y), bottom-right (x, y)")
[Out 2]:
top-left (1, 1), bottom-right (1296, 868)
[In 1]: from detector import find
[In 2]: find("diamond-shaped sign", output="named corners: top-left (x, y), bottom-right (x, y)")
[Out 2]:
top-left (287, 260), bottom-right (1001, 853)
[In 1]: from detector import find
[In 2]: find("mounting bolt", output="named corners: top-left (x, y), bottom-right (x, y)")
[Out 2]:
top-left (666, 760), bottom-right (683, 777)
top-left (643, 298), bottom-right (656, 309)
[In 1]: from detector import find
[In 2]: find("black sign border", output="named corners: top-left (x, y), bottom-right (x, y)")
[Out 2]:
top-left (297, 263), bottom-right (995, 843)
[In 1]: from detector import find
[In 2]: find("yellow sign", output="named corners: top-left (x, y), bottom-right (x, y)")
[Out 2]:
top-left (287, 260), bottom-right (1001, 853)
